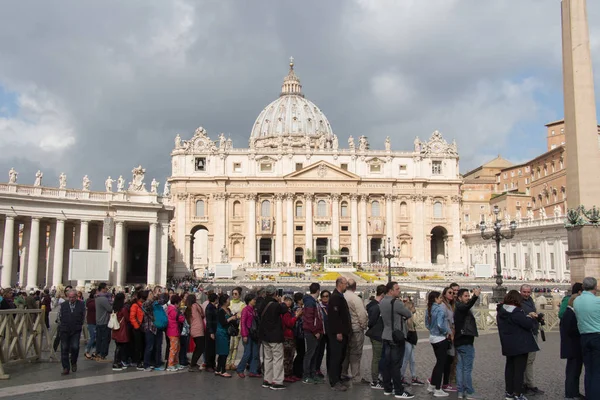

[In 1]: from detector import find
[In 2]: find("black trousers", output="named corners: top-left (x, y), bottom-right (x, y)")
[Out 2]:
top-left (328, 334), bottom-right (348, 387)
top-left (315, 333), bottom-right (329, 373)
top-left (443, 355), bottom-right (454, 385)
top-left (381, 340), bottom-right (406, 395)
top-left (217, 354), bottom-right (227, 373)
top-left (565, 356), bottom-right (583, 398)
top-left (431, 339), bottom-right (449, 390)
top-left (60, 330), bottom-right (81, 370)
top-left (114, 341), bottom-right (126, 365)
top-left (191, 336), bottom-right (206, 367)
top-left (505, 353), bottom-right (528, 395)
top-left (293, 336), bottom-right (306, 378)
top-left (132, 328), bottom-right (145, 364)
top-left (205, 335), bottom-right (216, 369)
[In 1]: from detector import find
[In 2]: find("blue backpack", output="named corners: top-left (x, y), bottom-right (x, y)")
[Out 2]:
top-left (153, 302), bottom-right (168, 329)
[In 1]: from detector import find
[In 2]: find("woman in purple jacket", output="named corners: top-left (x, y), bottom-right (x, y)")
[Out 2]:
top-left (236, 293), bottom-right (261, 378)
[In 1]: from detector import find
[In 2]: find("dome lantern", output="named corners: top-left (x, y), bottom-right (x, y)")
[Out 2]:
top-left (280, 56), bottom-right (304, 98)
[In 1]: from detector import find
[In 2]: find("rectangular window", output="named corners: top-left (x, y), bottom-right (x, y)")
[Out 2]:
top-left (370, 164), bottom-right (381, 173)
top-left (513, 253), bottom-right (517, 268)
top-left (233, 162), bottom-right (242, 172)
top-left (260, 162), bottom-right (272, 172)
top-left (295, 225), bottom-right (303, 231)
top-left (432, 161), bottom-right (442, 175)
top-left (399, 165), bottom-right (407, 174)
top-left (295, 163), bottom-right (303, 171)
top-left (341, 226), bottom-right (349, 232)
top-left (340, 163), bottom-right (348, 170)
top-left (550, 252), bottom-right (555, 270)
top-left (464, 214), bottom-right (470, 222)
top-left (195, 157), bottom-right (206, 171)
top-left (503, 253), bottom-right (506, 268)
top-left (536, 253), bottom-right (541, 269)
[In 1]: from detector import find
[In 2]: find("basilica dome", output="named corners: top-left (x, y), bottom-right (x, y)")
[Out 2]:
top-left (250, 58), bottom-right (333, 143)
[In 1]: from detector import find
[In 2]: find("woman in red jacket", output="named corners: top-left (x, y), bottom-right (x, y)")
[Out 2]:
top-left (166, 294), bottom-right (185, 371)
top-left (281, 296), bottom-right (303, 382)
top-left (111, 293), bottom-right (130, 371)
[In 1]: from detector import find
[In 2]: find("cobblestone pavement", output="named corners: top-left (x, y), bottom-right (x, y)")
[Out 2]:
top-left (0, 332), bottom-right (580, 399)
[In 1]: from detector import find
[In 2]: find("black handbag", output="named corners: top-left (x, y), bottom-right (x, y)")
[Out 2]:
top-left (406, 330), bottom-right (418, 345)
top-left (227, 320), bottom-right (239, 337)
top-left (390, 298), bottom-right (405, 344)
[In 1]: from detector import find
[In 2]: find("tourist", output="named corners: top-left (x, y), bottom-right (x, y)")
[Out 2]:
top-left (519, 284), bottom-right (544, 396)
top-left (166, 294), bottom-right (185, 371)
top-left (215, 294), bottom-right (238, 377)
top-left (302, 282), bottom-right (324, 384)
top-left (559, 282), bottom-right (583, 319)
top-left (560, 293), bottom-right (584, 400)
top-left (282, 295), bottom-right (299, 382)
top-left (497, 290), bottom-right (539, 400)
top-left (41, 288), bottom-right (52, 329)
top-left (152, 293), bottom-right (168, 371)
top-left (205, 292), bottom-right (219, 372)
top-left (342, 278), bottom-right (368, 384)
top-left (441, 287), bottom-right (457, 392)
top-left (315, 289), bottom-right (330, 378)
top-left (401, 300), bottom-right (424, 386)
top-left (380, 281), bottom-right (414, 399)
top-left (327, 276), bottom-right (351, 392)
top-left (111, 292), bottom-right (130, 371)
top-left (226, 287), bottom-right (245, 370)
top-left (58, 289), bottom-right (85, 375)
top-left (236, 293), bottom-right (260, 377)
top-left (141, 291), bottom-right (161, 371)
top-left (178, 293), bottom-right (190, 368)
top-left (425, 290), bottom-right (451, 398)
top-left (186, 293), bottom-right (205, 372)
top-left (94, 282), bottom-right (112, 363)
top-left (84, 289), bottom-right (97, 360)
top-left (573, 276), bottom-right (600, 397)
top-left (454, 288), bottom-right (481, 399)
top-left (258, 285), bottom-right (287, 390)
top-left (366, 284), bottom-right (385, 389)
top-left (292, 292), bottom-right (305, 380)
top-left (129, 290), bottom-right (146, 370)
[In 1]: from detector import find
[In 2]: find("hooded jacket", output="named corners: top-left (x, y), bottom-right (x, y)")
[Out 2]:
top-left (496, 303), bottom-right (539, 357)
top-left (365, 298), bottom-right (383, 341)
top-left (302, 294), bottom-right (324, 335)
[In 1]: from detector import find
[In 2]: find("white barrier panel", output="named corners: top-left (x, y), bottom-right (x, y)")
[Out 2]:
top-left (214, 264), bottom-right (233, 279)
top-left (474, 264), bottom-right (493, 278)
top-left (68, 249), bottom-right (110, 281)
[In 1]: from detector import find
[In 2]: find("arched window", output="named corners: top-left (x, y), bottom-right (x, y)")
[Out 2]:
top-left (371, 201), bottom-right (381, 217)
top-left (261, 200), bottom-right (271, 217)
top-left (195, 200), bottom-right (205, 217)
top-left (317, 200), bottom-right (327, 217)
top-left (233, 241), bottom-right (241, 256)
top-left (295, 201), bottom-right (303, 218)
top-left (233, 201), bottom-right (241, 217)
top-left (433, 201), bottom-right (443, 218)
top-left (400, 201), bottom-right (408, 217)
top-left (401, 241), bottom-right (409, 256)
top-left (340, 201), bottom-right (348, 217)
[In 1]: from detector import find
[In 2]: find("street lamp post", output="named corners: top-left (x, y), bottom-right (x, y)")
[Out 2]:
top-left (480, 205), bottom-right (517, 303)
top-left (380, 237), bottom-right (399, 283)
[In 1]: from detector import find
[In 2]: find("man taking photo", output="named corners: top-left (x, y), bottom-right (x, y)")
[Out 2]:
top-left (454, 287), bottom-right (481, 399)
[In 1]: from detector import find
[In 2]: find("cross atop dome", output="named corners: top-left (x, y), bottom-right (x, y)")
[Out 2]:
top-left (280, 56), bottom-right (303, 97)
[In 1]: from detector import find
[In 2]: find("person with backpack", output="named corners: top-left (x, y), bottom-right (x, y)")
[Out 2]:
top-left (302, 283), bottom-right (325, 384)
top-left (236, 293), bottom-right (261, 377)
top-left (151, 292), bottom-right (168, 370)
top-left (366, 284), bottom-right (386, 389)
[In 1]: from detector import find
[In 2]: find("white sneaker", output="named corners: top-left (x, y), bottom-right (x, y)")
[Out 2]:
top-left (433, 389), bottom-right (450, 397)
top-left (427, 383), bottom-right (436, 393)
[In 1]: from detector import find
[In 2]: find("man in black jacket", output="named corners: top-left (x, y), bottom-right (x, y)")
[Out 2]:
top-left (366, 284), bottom-right (386, 389)
top-left (327, 276), bottom-right (351, 391)
top-left (454, 288), bottom-right (480, 399)
top-left (258, 285), bottom-right (289, 390)
top-left (58, 290), bottom-right (86, 375)
top-left (520, 284), bottom-right (544, 396)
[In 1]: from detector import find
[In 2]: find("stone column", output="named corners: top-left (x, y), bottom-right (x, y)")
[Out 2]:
top-left (159, 223), bottom-right (169, 285)
top-left (350, 194), bottom-right (359, 263)
top-left (114, 221), bottom-right (125, 287)
top-left (245, 194), bottom-right (257, 264)
top-left (175, 193), bottom-right (188, 266)
top-left (26, 218), bottom-right (40, 289)
top-left (305, 193), bottom-right (314, 256)
top-left (52, 219), bottom-right (66, 287)
top-left (213, 193), bottom-right (227, 263)
top-left (1, 216), bottom-right (15, 287)
top-left (331, 194), bottom-right (341, 252)
top-left (385, 194), bottom-right (394, 241)
top-left (77, 220), bottom-right (89, 287)
top-left (285, 193), bottom-right (294, 264)
top-left (359, 195), bottom-right (368, 263)
top-left (147, 222), bottom-right (158, 285)
top-left (275, 193), bottom-right (284, 263)
top-left (413, 195), bottom-right (426, 263)
top-left (451, 195), bottom-right (462, 264)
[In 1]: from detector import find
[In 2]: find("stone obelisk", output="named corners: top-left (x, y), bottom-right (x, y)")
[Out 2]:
top-left (562, 0), bottom-right (600, 282)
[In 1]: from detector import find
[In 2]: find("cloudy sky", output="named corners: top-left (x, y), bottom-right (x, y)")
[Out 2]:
top-left (0, 0), bottom-right (599, 190)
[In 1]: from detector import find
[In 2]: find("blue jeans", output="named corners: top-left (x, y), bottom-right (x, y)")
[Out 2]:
top-left (144, 330), bottom-right (163, 368)
top-left (401, 342), bottom-right (416, 379)
top-left (237, 337), bottom-right (260, 374)
top-left (85, 324), bottom-right (96, 354)
top-left (60, 330), bottom-right (81, 370)
top-left (456, 344), bottom-right (475, 394)
top-left (581, 333), bottom-right (600, 397)
top-left (95, 324), bottom-right (110, 358)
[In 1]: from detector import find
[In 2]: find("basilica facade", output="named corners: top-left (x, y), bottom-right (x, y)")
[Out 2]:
top-left (168, 60), bottom-right (463, 275)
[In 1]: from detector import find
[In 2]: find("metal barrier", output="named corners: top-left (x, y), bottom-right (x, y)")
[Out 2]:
top-left (0, 309), bottom-right (56, 379)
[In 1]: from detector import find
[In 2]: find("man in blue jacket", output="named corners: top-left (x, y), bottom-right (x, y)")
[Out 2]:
top-left (454, 288), bottom-right (481, 399)
top-left (302, 282), bottom-right (324, 384)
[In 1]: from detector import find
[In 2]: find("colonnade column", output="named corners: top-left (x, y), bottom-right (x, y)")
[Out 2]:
top-left (285, 193), bottom-right (294, 265)
top-left (305, 193), bottom-right (314, 256)
top-left (213, 193), bottom-right (227, 262)
top-left (26, 218), bottom-right (40, 289)
top-left (451, 195), bottom-right (462, 265)
top-left (359, 195), bottom-right (368, 263)
top-left (412, 195), bottom-right (426, 263)
top-left (245, 194), bottom-right (257, 264)
top-left (331, 194), bottom-right (340, 252)
top-left (147, 222), bottom-right (157, 285)
top-left (385, 194), bottom-right (394, 242)
top-left (52, 219), bottom-right (66, 287)
top-left (350, 194), bottom-right (359, 263)
top-left (159, 223), bottom-right (169, 285)
top-left (76, 220), bottom-right (89, 287)
top-left (1, 216), bottom-right (15, 287)
top-left (275, 194), bottom-right (284, 263)
top-left (114, 221), bottom-right (125, 287)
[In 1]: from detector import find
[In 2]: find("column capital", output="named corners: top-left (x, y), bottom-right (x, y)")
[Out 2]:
top-left (304, 193), bottom-right (314, 201)
top-left (80, 219), bottom-right (89, 225)
top-left (115, 220), bottom-right (125, 227)
top-left (285, 192), bottom-right (295, 201)
top-left (149, 221), bottom-right (158, 227)
top-left (213, 192), bottom-right (228, 201)
top-left (4, 215), bottom-right (15, 221)
top-left (411, 194), bottom-right (426, 202)
top-left (31, 217), bottom-right (41, 222)
top-left (451, 195), bottom-right (462, 204)
top-left (359, 194), bottom-right (369, 203)
top-left (274, 193), bottom-right (285, 201)
top-left (349, 193), bottom-right (359, 201)
top-left (331, 193), bottom-right (341, 202)
top-left (385, 194), bottom-right (395, 202)
top-left (245, 193), bottom-right (258, 201)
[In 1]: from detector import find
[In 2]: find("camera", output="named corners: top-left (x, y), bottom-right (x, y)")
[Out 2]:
top-left (536, 312), bottom-right (546, 342)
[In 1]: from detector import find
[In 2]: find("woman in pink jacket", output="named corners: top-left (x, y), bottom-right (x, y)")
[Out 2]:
top-left (236, 293), bottom-right (261, 378)
top-left (185, 294), bottom-right (206, 372)
top-left (166, 294), bottom-right (185, 371)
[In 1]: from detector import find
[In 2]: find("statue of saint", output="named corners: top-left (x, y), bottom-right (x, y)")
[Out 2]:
top-left (163, 181), bottom-right (170, 197)
top-left (105, 176), bottom-right (114, 192)
top-left (82, 175), bottom-right (91, 191)
top-left (8, 168), bottom-right (17, 184)
top-left (59, 173), bottom-right (67, 189)
top-left (117, 175), bottom-right (125, 192)
top-left (174, 134), bottom-right (182, 149)
top-left (220, 246), bottom-right (229, 263)
top-left (34, 170), bottom-right (43, 187)
top-left (348, 135), bottom-right (355, 151)
top-left (414, 137), bottom-right (421, 152)
top-left (527, 208), bottom-right (534, 220)
top-left (540, 207), bottom-right (547, 220)
top-left (359, 135), bottom-right (368, 151)
top-left (150, 178), bottom-right (159, 194)
top-left (219, 133), bottom-right (226, 150)
top-left (385, 136), bottom-right (391, 151)
top-left (554, 205), bottom-right (562, 218)
top-left (332, 134), bottom-right (339, 150)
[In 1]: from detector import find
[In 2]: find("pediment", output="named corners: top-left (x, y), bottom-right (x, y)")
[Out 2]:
top-left (284, 161), bottom-right (360, 181)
